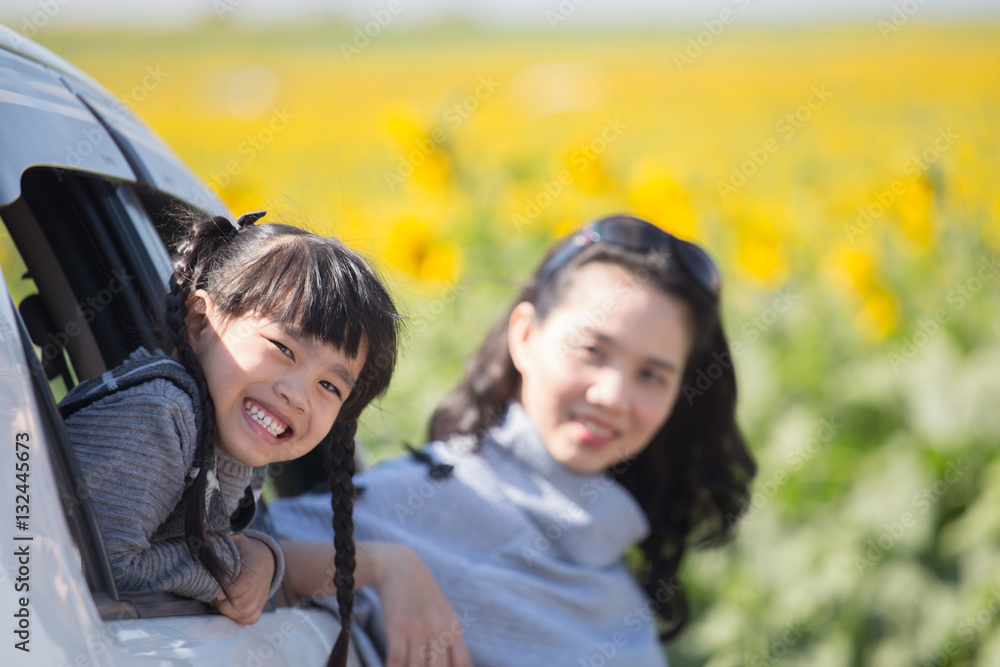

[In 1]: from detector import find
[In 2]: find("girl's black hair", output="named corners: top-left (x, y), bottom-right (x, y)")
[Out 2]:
top-left (164, 214), bottom-right (400, 667)
top-left (429, 230), bottom-right (756, 640)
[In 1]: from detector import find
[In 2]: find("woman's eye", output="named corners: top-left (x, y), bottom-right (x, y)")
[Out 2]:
top-left (270, 340), bottom-right (293, 359)
top-left (641, 369), bottom-right (668, 387)
top-left (319, 380), bottom-right (342, 398)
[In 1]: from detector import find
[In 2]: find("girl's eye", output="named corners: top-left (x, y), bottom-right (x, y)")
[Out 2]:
top-left (319, 380), bottom-right (342, 398)
top-left (270, 340), bottom-right (293, 359)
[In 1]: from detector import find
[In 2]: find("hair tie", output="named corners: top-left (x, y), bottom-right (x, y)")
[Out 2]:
top-left (404, 442), bottom-right (454, 480)
top-left (236, 210), bottom-right (267, 229)
top-left (220, 211), bottom-right (266, 241)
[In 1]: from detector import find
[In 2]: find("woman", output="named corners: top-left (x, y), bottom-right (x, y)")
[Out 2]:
top-left (270, 214), bottom-right (756, 666)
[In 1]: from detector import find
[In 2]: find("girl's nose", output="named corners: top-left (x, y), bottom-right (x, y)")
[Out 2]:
top-left (276, 374), bottom-right (307, 412)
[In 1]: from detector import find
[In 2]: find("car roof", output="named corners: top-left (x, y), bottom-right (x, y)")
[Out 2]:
top-left (0, 23), bottom-right (108, 94)
top-left (0, 23), bottom-right (228, 216)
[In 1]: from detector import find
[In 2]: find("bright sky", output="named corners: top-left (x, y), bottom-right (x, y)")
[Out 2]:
top-left (2, 0), bottom-right (999, 29)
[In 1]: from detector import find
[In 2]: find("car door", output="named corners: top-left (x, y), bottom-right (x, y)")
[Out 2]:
top-left (1, 24), bottom-right (350, 666)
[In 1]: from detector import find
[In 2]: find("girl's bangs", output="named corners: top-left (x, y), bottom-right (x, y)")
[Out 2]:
top-left (218, 239), bottom-right (366, 358)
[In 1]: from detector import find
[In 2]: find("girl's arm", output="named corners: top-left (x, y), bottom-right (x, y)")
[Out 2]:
top-left (280, 539), bottom-right (473, 667)
top-left (66, 383), bottom-right (237, 601)
top-left (212, 533), bottom-right (276, 625)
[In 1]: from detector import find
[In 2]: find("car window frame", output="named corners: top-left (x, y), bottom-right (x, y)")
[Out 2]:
top-left (2, 169), bottom-right (228, 620)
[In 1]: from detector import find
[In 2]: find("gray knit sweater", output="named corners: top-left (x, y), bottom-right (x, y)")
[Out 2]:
top-left (270, 403), bottom-right (669, 667)
top-left (61, 348), bottom-right (284, 603)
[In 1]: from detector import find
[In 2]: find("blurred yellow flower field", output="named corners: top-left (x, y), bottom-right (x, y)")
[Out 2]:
top-left (36, 21), bottom-right (1000, 667)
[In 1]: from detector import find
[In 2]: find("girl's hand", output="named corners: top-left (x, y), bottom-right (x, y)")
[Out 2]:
top-left (364, 542), bottom-right (473, 667)
top-left (213, 534), bottom-right (275, 625)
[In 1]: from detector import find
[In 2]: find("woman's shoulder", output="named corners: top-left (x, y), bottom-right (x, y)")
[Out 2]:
top-left (352, 438), bottom-right (524, 539)
top-left (356, 437), bottom-right (489, 495)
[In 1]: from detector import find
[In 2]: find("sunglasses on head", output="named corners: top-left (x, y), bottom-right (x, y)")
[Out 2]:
top-left (534, 215), bottom-right (722, 300)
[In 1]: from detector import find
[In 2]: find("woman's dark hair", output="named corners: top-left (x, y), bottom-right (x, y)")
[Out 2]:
top-left (429, 227), bottom-right (756, 640)
top-left (164, 213), bottom-right (401, 667)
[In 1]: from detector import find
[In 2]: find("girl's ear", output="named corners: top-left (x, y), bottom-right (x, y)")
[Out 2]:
top-left (184, 289), bottom-right (215, 348)
top-left (508, 301), bottom-right (536, 374)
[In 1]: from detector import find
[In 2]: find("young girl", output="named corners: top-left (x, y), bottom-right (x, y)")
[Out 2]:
top-left (60, 212), bottom-right (401, 667)
top-left (270, 214), bottom-right (756, 666)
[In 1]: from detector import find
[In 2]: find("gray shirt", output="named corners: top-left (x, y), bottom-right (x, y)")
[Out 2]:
top-left (62, 348), bottom-right (284, 603)
top-left (270, 402), bottom-right (668, 666)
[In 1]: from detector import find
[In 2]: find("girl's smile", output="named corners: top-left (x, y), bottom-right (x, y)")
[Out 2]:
top-left (243, 398), bottom-right (291, 439)
top-left (186, 290), bottom-right (367, 468)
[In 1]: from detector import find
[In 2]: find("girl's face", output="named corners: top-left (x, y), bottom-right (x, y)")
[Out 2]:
top-left (509, 262), bottom-right (693, 475)
top-left (186, 290), bottom-right (366, 468)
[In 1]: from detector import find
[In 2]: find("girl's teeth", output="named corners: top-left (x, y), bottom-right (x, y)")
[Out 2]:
top-left (244, 401), bottom-right (287, 437)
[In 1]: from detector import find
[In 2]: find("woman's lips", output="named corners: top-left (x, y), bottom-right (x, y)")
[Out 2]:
top-left (570, 414), bottom-right (620, 447)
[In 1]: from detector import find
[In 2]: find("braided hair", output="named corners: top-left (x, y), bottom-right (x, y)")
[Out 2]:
top-left (164, 212), bottom-right (401, 667)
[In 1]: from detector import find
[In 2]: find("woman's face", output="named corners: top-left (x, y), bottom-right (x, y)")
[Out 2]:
top-left (509, 262), bottom-right (693, 475)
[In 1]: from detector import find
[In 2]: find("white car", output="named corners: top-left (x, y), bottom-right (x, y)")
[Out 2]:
top-left (0, 24), bottom-right (351, 666)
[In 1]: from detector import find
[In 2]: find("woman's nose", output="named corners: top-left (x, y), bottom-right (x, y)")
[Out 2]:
top-left (586, 366), bottom-right (628, 409)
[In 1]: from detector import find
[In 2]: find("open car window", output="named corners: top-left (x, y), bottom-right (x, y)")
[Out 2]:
top-left (6, 168), bottom-right (173, 396)
top-left (0, 170), bottom-right (223, 619)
